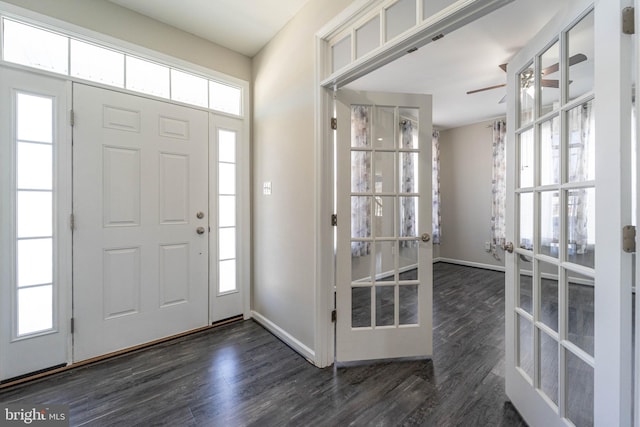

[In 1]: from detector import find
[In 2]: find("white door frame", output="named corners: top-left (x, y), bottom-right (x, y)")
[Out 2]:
top-left (313, 0), bottom-right (519, 368)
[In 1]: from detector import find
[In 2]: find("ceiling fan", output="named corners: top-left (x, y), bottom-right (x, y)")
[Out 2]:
top-left (466, 53), bottom-right (588, 102)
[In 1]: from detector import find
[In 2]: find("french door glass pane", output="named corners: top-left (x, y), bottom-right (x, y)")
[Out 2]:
top-left (352, 248), bottom-right (372, 282)
top-left (374, 152), bottom-right (395, 193)
top-left (539, 329), bottom-right (559, 406)
top-left (375, 107), bottom-right (396, 149)
top-left (352, 151), bottom-right (372, 192)
top-left (568, 11), bottom-right (594, 102)
top-left (566, 351), bottom-right (594, 427)
top-left (567, 187), bottom-right (595, 268)
top-left (352, 286), bottom-right (371, 327)
top-left (518, 129), bottom-right (534, 188)
top-left (519, 192), bottom-right (534, 250)
top-left (18, 285), bottom-right (53, 336)
top-left (539, 41), bottom-right (561, 116)
top-left (17, 192), bottom-right (52, 238)
top-left (539, 261), bottom-right (559, 332)
top-left (3, 19), bottom-right (69, 75)
top-left (540, 116), bottom-right (560, 186)
top-left (568, 101), bottom-right (595, 183)
top-left (399, 110), bottom-right (419, 148)
top-left (375, 241), bottom-right (395, 280)
top-left (399, 152), bottom-right (419, 192)
top-left (518, 314), bottom-right (534, 381)
top-left (71, 39), bottom-right (125, 87)
top-left (399, 196), bottom-right (417, 238)
top-left (375, 285), bottom-right (395, 326)
top-left (540, 191), bottom-right (559, 258)
top-left (518, 255), bottom-right (533, 314)
top-left (17, 94), bottom-right (53, 143)
top-left (379, 196), bottom-right (396, 238)
top-left (399, 285), bottom-right (418, 325)
top-left (519, 64), bottom-right (535, 127)
top-left (568, 270), bottom-right (594, 356)
top-left (17, 238), bottom-right (52, 287)
top-left (17, 142), bottom-right (52, 190)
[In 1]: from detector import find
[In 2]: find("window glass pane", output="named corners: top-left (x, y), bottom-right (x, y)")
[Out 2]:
top-left (399, 152), bottom-right (418, 193)
top-left (352, 286), bottom-right (371, 327)
top-left (566, 351), bottom-right (594, 427)
top-left (423, 0), bottom-right (457, 20)
top-left (219, 259), bottom-right (236, 293)
top-left (517, 315), bottom-right (534, 381)
top-left (219, 195), bottom-right (236, 227)
top-left (374, 107), bottom-right (395, 149)
top-left (356, 16), bottom-right (380, 58)
top-left (518, 254), bottom-right (533, 314)
top-left (17, 142), bottom-right (52, 190)
top-left (568, 11), bottom-right (594, 102)
top-left (387, 0), bottom-right (415, 40)
top-left (399, 109), bottom-right (419, 148)
top-left (332, 35), bottom-right (351, 73)
top-left (539, 330), bottom-right (559, 406)
top-left (568, 269), bottom-right (594, 356)
top-left (540, 191), bottom-right (559, 258)
top-left (540, 116), bottom-right (560, 186)
top-left (374, 152), bottom-right (395, 193)
top-left (18, 285), bottom-right (53, 336)
top-left (171, 69), bottom-right (208, 107)
top-left (17, 93), bottom-right (53, 143)
top-left (519, 192), bottom-right (534, 250)
top-left (376, 285), bottom-right (395, 326)
top-left (374, 241), bottom-right (395, 280)
top-left (352, 152), bottom-right (372, 193)
top-left (126, 56), bottom-right (170, 98)
top-left (18, 238), bottom-right (52, 287)
top-left (71, 39), bottom-right (124, 87)
top-left (352, 196), bottom-right (372, 239)
top-left (399, 284), bottom-right (418, 325)
top-left (518, 129), bottom-right (534, 188)
top-left (219, 163), bottom-right (236, 195)
top-left (3, 19), bottom-right (68, 75)
top-left (399, 196), bottom-right (418, 238)
top-left (17, 191), bottom-right (52, 238)
top-left (219, 130), bottom-right (236, 163)
top-left (519, 64), bottom-right (535, 126)
top-left (352, 105), bottom-right (371, 148)
top-left (539, 261), bottom-right (558, 332)
top-left (219, 227), bottom-right (236, 260)
top-left (209, 81), bottom-right (242, 115)
top-left (567, 187), bottom-right (595, 269)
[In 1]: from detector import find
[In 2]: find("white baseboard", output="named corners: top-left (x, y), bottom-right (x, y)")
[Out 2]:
top-left (251, 310), bottom-right (316, 363)
top-left (435, 257), bottom-right (506, 273)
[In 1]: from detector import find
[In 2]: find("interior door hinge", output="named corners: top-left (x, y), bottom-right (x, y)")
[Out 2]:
top-left (331, 117), bottom-right (337, 130)
top-left (70, 317), bottom-right (74, 334)
top-left (623, 7), bottom-right (635, 34)
top-left (70, 213), bottom-right (75, 231)
top-left (331, 214), bottom-right (338, 226)
top-left (331, 310), bottom-right (337, 322)
top-left (69, 109), bottom-right (75, 127)
top-left (623, 225), bottom-right (636, 253)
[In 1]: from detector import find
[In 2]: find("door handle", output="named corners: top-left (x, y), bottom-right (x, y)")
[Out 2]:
top-left (196, 226), bottom-right (206, 235)
top-left (421, 233), bottom-right (431, 242)
top-left (502, 241), bottom-right (514, 253)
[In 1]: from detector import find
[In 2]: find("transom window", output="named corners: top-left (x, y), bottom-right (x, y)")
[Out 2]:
top-left (1, 17), bottom-right (243, 116)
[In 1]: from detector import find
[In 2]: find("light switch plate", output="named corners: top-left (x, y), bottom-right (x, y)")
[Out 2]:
top-left (263, 181), bottom-right (272, 195)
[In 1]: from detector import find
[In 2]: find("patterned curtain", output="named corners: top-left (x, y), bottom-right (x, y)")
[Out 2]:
top-left (568, 102), bottom-right (593, 254)
top-left (490, 120), bottom-right (507, 260)
top-left (400, 119), bottom-right (417, 247)
top-left (432, 130), bottom-right (441, 244)
top-left (351, 106), bottom-right (371, 256)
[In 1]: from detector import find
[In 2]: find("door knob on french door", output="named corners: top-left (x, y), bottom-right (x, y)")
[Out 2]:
top-left (196, 226), bottom-right (206, 235)
top-left (421, 233), bottom-right (431, 242)
top-left (502, 242), bottom-right (514, 253)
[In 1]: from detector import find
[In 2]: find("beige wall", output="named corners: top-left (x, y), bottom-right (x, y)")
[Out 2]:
top-left (252, 0), bottom-right (352, 350)
top-left (1, 0), bottom-right (251, 81)
top-left (438, 119), bottom-right (505, 269)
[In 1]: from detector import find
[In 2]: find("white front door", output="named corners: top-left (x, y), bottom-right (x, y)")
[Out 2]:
top-left (72, 84), bottom-right (209, 361)
top-left (335, 90), bottom-right (433, 362)
top-left (0, 68), bottom-right (71, 381)
top-left (505, 0), bottom-right (633, 425)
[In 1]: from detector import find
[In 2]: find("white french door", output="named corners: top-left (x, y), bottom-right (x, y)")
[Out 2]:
top-left (335, 90), bottom-right (433, 362)
top-left (209, 113), bottom-right (245, 323)
top-left (505, 0), bottom-right (633, 425)
top-left (0, 68), bottom-right (71, 381)
top-left (72, 84), bottom-right (209, 361)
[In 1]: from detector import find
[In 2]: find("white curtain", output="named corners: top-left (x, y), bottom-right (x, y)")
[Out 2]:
top-left (490, 120), bottom-right (507, 260)
top-left (432, 130), bottom-right (441, 244)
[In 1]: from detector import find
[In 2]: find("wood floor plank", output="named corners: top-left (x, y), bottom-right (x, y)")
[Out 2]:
top-left (0, 263), bottom-right (527, 426)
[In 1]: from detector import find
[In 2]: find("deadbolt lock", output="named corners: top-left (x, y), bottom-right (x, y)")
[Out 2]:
top-left (196, 211), bottom-right (205, 219)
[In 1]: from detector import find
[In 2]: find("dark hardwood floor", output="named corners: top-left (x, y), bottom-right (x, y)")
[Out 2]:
top-left (0, 263), bottom-right (526, 426)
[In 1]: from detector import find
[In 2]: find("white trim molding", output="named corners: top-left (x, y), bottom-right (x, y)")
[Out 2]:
top-left (252, 311), bottom-right (316, 363)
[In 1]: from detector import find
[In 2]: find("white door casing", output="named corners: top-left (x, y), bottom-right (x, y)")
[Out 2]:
top-left (0, 67), bottom-right (72, 381)
top-left (504, 0), bottom-right (633, 426)
top-left (335, 89), bottom-right (433, 362)
top-left (72, 84), bottom-right (209, 362)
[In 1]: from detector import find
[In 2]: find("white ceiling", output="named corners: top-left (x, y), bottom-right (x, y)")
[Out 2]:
top-left (109, 0), bottom-right (566, 129)
top-left (108, 0), bottom-right (314, 57)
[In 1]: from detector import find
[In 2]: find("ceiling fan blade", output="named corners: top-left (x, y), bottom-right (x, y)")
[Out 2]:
top-left (466, 83), bottom-right (506, 95)
top-left (499, 94), bottom-right (507, 104)
top-left (541, 79), bottom-right (559, 88)
top-left (541, 53), bottom-right (587, 76)
top-left (499, 63), bottom-right (507, 72)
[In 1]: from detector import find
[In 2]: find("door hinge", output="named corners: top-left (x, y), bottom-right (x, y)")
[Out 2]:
top-left (70, 317), bottom-right (74, 334)
top-left (70, 213), bottom-right (75, 231)
top-left (331, 310), bottom-right (337, 322)
top-left (69, 109), bottom-right (75, 127)
top-left (331, 117), bottom-right (337, 130)
top-left (623, 225), bottom-right (636, 253)
top-left (331, 214), bottom-right (338, 226)
top-left (623, 7), bottom-right (635, 34)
